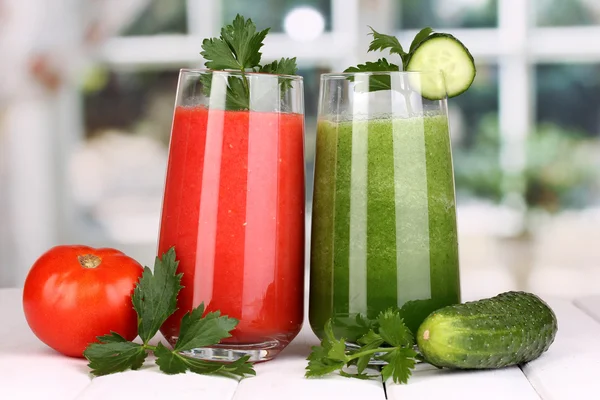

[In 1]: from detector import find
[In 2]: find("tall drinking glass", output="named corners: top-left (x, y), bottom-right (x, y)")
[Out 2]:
top-left (309, 71), bottom-right (460, 341)
top-left (159, 69), bottom-right (305, 361)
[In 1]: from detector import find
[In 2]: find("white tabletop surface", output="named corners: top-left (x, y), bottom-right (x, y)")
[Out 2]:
top-left (2, 288), bottom-right (600, 400)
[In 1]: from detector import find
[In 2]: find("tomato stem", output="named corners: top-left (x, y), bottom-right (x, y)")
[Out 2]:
top-left (78, 254), bottom-right (102, 269)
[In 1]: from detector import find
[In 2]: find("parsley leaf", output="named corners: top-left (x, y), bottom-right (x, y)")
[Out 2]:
top-left (201, 14), bottom-right (268, 71)
top-left (200, 72), bottom-right (214, 97)
top-left (225, 76), bottom-right (250, 110)
top-left (201, 38), bottom-right (243, 71)
top-left (344, 26), bottom-right (435, 88)
top-left (259, 57), bottom-right (298, 93)
top-left (84, 333), bottom-right (147, 376)
top-left (378, 347), bottom-right (418, 384)
top-left (259, 57), bottom-right (298, 75)
top-left (339, 370), bottom-right (379, 380)
top-left (355, 330), bottom-right (384, 373)
top-left (332, 314), bottom-right (375, 343)
top-left (409, 27), bottom-right (434, 54)
top-left (174, 305), bottom-right (238, 352)
top-left (85, 247), bottom-right (255, 380)
top-left (306, 345), bottom-right (346, 378)
top-left (154, 342), bottom-right (188, 374)
top-left (305, 309), bottom-right (417, 385)
top-left (154, 302), bottom-right (255, 378)
top-left (156, 343), bottom-right (255, 378)
top-left (344, 59), bottom-right (400, 92)
top-left (220, 14), bottom-right (269, 70)
top-left (368, 26), bottom-right (406, 57)
top-left (344, 59), bottom-right (400, 74)
top-left (377, 308), bottom-right (414, 347)
top-left (306, 320), bottom-right (346, 377)
top-left (199, 15), bottom-right (298, 110)
top-left (132, 247), bottom-right (183, 344)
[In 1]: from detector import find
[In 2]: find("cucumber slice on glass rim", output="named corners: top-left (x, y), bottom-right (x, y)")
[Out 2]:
top-left (406, 33), bottom-right (476, 100)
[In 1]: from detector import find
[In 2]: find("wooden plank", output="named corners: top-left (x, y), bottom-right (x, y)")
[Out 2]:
top-left (519, 297), bottom-right (600, 400)
top-left (0, 289), bottom-right (92, 400)
top-left (386, 363), bottom-right (540, 400)
top-left (231, 325), bottom-right (386, 400)
top-left (75, 367), bottom-right (239, 400)
top-left (573, 295), bottom-right (600, 322)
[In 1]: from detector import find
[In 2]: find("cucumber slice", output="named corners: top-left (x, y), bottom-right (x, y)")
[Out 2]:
top-left (406, 33), bottom-right (476, 99)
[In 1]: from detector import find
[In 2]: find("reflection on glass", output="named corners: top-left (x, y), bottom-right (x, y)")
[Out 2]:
top-left (309, 72), bottom-right (461, 341)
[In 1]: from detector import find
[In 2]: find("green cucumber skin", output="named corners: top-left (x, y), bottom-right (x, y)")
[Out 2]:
top-left (408, 33), bottom-right (475, 68)
top-left (417, 291), bottom-right (558, 369)
top-left (407, 33), bottom-right (476, 99)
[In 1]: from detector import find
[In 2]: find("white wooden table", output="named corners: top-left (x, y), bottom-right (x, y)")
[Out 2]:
top-left (2, 288), bottom-right (600, 400)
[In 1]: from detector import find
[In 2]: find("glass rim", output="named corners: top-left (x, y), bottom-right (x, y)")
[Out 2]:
top-left (321, 70), bottom-right (445, 79)
top-left (179, 68), bottom-right (303, 81)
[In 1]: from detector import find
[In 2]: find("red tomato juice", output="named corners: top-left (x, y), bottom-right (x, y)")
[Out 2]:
top-left (158, 106), bottom-right (305, 346)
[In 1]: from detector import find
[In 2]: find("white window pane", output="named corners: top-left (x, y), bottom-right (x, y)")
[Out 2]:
top-left (397, 0), bottom-right (498, 29)
top-left (121, 0), bottom-right (187, 36)
top-left (534, 63), bottom-right (600, 210)
top-left (451, 64), bottom-right (501, 204)
top-left (222, 0), bottom-right (332, 33)
top-left (535, 0), bottom-right (600, 27)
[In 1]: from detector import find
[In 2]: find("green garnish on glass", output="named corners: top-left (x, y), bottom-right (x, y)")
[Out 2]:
top-left (345, 26), bottom-right (476, 98)
top-left (200, 14), bottom-right (299, 110)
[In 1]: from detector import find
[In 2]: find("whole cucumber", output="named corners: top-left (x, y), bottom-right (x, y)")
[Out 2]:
top-left (417, 291), bottom-right (558, 369)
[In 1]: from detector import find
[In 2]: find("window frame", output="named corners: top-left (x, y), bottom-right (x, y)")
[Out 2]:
top-left (72, 0), bottom-right (600, 240)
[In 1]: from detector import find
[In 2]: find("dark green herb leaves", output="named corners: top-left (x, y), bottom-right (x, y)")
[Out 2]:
top-left (154, 344), bottom-right (256, 378)
top-left (379, 347), bottom-right (418, 384)
top-left (344, 59), bottom-right (399, 92)
top-left (377, 308), bottom-right (414, 347)
top-left (355, 330), bottom-right (384, 374)
top-left (201, 37), bottom-right (245, 71)
top-left (368, 26), bottom-right (406, 56)
top-left (259, 57), bottom-right (298, 75)
top-left (155, 342), bottom-right (256, 378)
top-left (305, 308), bottom-right (418, 384)
top-left (84, 332), bottom-right (147, 376)
top-left (344, 59), bottom-right (400, 74)
top-left (220, 15), bottom-right (269, 69)
top-left (201, 15), bottom-right (269, 71)
top-left (200, 15), bottom-right (298, 110)
top-left (225, 76), bottom-right (250, 110)
top-left (409, 27), bottom-right (434, 54)
top-left (132, 247), bottom-right (182, 343)
top-left (306, 321), bottom-right (347, 377)
top-left (84, 248), bottom-right (255, 379)
top-left (344, 26), bottom-right (435, 89)
top-left (172, 305), bottom-right (238, 352)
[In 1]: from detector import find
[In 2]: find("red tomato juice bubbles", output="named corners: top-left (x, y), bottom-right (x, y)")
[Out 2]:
top-left (158, 103), bottom-right (305, 360)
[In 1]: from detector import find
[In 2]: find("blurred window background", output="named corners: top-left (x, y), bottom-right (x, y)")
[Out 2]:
top-left (1, 0), bottom-right (599, 300)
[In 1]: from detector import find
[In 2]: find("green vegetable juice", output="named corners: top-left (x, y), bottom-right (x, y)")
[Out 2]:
top-left (309, 114), bottom-right (461, 341)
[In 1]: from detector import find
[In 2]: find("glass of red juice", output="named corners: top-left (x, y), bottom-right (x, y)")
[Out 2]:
top-left (158, 69), bottom-right (305, 362)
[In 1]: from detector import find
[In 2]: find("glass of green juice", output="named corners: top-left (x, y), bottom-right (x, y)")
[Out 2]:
top-left (309, 71), bottom-right (461, 342)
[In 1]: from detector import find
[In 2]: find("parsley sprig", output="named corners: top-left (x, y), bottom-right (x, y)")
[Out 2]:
top-left (83, 248), bottom-right (255, 379)
top-left (200, 14), bottom-right (298, 110)
top-left (305, 308), bottom-right (418, 384)
top-left (344, 27), bottom-right (433, 92)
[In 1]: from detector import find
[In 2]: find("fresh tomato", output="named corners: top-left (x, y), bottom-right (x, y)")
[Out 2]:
top-left (22, 245), bottom-right (144, 357)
